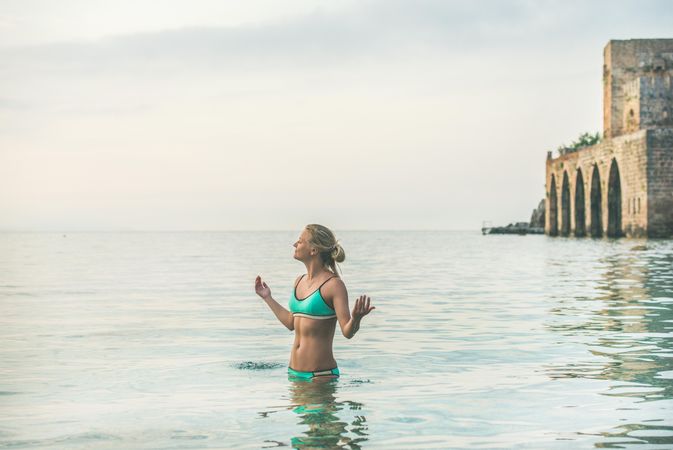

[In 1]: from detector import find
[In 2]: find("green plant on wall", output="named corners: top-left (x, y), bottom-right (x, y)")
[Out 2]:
top-left (556, 132), bottom-right (601, 156)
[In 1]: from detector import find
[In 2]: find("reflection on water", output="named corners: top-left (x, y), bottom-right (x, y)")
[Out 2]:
top-left (592, 423), bottom-right (673, 449)
top-left (259, 378), bottom-right (368, 449)
top-left (287, 378), bottom-right (367, 449)
top-left (545, 242), bottom-right (673, 446)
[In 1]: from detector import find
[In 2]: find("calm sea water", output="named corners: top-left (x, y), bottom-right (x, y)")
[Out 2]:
top-left (0, 231), bottom-right (672, 449)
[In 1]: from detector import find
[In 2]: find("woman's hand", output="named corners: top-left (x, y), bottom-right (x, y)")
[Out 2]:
top-left (352, 295), bottom-right (375, 321)
top-left (255, 275), bottom-right (271, 299)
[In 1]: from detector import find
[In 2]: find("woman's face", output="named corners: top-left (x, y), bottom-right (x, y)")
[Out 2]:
top-left (293, 229), bottom-right (314, 260)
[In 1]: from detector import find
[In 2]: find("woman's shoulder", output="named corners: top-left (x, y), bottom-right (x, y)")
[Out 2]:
top-left (320, 276), bottom-right (346, 307)
top-left (323, 274), bottom-right (346, 291)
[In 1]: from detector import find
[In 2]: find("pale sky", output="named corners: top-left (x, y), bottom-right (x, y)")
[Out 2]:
top-left (1, 0), bottom-right (671, 231)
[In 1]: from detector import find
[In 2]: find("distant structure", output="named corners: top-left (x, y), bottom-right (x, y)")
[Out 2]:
top-left (546, 39), bottom-right (673, 238)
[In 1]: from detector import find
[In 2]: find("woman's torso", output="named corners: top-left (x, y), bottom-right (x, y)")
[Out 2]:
top-left (288, 274), bottom-right (339, 371)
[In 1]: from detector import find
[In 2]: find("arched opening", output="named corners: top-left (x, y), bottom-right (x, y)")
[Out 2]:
top-left (549, 175), bottom-right (558, 236)
top-left (590, 164), bottom-right (603, 237)
top-left (561, 171), bottom-right (571, 236)
top-left (574, 169), bottom-right (586, 237)
top-left (607, 158), bottom-right (622, 238)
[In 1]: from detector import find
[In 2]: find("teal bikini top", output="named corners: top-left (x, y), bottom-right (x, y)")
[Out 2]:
top-left (289, 274), bottom-right (337, 320)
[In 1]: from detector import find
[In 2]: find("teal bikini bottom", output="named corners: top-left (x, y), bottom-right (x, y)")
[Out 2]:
top-left (288, 366), bottom-right (340, 380)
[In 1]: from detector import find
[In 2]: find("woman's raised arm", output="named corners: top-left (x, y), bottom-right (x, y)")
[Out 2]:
top-left (331, 280), bottom-right (375, 339)
top-left (255, 275), bottom-right (294, 331)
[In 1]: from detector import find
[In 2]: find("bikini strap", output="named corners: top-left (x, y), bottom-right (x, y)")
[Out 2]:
top-left (317, 275), bottom-right (338, 290)
top-left (294, 274), bottom-right (305, 289)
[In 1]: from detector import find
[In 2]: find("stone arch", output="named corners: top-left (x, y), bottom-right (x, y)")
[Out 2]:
top-left (561, 171), bottom-right (571, 236)
top-left (549, 174), bottom-right (558, 236)
top-left (574, 169), bottom-right (586, 237)
top-left (590, 164), bottom-right (603, 237)
top-left (607, 158), bottom-right (622, 238)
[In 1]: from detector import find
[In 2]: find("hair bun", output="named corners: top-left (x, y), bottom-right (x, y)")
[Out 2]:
top-left (331, 243), bottom-right (346, 263)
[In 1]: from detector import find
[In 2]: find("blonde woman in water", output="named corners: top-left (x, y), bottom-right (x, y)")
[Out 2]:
top-left (255, 224), bottom-right (375, 381)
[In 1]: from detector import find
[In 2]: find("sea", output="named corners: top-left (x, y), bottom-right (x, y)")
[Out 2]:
top-left (0, 231), bottom-right (672, 449)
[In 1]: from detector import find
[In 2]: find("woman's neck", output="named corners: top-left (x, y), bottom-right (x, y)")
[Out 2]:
top-left (305, 260), bottom-right (330, 281)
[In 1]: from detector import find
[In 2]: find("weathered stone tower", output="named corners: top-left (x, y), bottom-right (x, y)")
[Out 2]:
top-left (545, 39), bottom-right (673, 238)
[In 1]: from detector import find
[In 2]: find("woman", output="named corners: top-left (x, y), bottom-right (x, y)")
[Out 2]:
top-left (254, 224), bottom-right (375, 381)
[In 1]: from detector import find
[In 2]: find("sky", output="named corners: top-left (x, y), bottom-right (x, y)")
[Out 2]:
top-left (1, 0), bottom-right (672, 231)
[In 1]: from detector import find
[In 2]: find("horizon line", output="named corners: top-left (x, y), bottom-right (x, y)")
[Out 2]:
top-left (0, 228), bottom-right (481, 233)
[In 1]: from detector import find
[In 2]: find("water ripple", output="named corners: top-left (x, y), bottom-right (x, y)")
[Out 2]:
top-left (1, 231), bottom-right (672, 449)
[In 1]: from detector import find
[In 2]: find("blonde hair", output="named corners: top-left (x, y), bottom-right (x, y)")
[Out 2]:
top-left (305, 224), bottom-right (345, 277)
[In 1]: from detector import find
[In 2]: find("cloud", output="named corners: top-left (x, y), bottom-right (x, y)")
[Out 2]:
top-left (1, 0), bottom-right (671, 78)
top-left (0, 1), bottom-right (593, 73)
top-left (0, 97), bottom-right (29, 110)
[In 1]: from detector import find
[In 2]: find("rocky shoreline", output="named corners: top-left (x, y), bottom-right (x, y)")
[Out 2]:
top-left (482, 199), bottom-right (545, 235)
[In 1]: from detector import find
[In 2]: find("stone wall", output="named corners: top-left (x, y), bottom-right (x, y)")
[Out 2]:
top-left (545, 130), bottom-right (649, 237)
top-left (647, 128), bottom-right (673, 237)
top-left (603, 39), bottom-right (673, 138)
top-left (546, 128), bottom-right (673, 238)
top-left (624, 76), bottom-right (673, 134)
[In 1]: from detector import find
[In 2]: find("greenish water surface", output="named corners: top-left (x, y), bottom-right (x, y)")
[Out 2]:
top-left (0, 231), bottom-right (671, 449)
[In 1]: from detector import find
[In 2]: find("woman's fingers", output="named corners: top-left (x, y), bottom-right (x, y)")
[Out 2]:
top-left (355, 296), bottom-right (374, 315)
top-left (255, 276), bottom-right (268, 295)
top-left (350, 295), bottom-right (375, 316)
top-left (353, 295), bottom-right (374, 316)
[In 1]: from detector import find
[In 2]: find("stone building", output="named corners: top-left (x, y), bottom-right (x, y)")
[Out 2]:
top-left (545, 39), bottom-right (673, 238)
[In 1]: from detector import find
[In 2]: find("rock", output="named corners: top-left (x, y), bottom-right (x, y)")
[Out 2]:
top-left (530, 199), bottom-right (545, 228)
